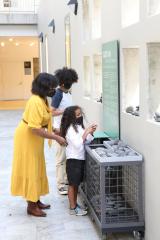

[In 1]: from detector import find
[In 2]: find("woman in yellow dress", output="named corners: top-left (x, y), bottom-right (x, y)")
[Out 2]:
top-left (11, 73), bottom-right (66, 217)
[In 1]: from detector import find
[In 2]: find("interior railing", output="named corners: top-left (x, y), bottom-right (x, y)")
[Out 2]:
top-left (0, 0), bottom-right (39, 14)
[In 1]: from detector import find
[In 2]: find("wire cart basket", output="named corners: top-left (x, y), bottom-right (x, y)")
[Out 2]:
top-left (80, 140), bottom-right (145, 240)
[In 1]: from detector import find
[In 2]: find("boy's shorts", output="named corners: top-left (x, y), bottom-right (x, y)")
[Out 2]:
top-left (66, 158), bottom-right (85, 186)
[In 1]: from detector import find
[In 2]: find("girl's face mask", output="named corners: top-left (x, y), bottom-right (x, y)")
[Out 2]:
top-left (76, 116), bottom-right (83, 125)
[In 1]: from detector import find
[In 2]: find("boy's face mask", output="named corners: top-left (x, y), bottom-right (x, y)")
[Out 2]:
top-left (64, 83), bottom-right (72, 90)
top-left (76, 116), bottom-right (83, 125)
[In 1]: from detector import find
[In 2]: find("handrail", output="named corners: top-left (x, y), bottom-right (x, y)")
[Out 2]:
top-left (0, 0), bottom-right (39, 14)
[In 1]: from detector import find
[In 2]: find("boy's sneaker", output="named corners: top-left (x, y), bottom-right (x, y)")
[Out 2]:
top-left (58, 187), bottom-right (68, 195)
top-left (70, 205), bottom-right (87, 216)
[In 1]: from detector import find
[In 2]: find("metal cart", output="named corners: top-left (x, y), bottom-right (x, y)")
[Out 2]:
top-left (80, 141), bottom-right (145, 240)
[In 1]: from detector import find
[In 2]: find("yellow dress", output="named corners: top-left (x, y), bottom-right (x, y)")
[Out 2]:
top-left (11, 95), bottom-right (52, 202)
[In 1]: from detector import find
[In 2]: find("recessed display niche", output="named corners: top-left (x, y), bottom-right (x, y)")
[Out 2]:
top-left (123, 48), bottom-right (140, 116)
top-left (83, 56), bottom-right (91, 98)
top-left (121, 0), bottom-right (139, 28)
top-left (148, 43), bottom-right (160, 122)
top-left (147, 0), bottom-right (160, 16)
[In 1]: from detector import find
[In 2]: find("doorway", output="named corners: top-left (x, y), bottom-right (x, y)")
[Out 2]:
top-left (0, 36), bottom-right (39, 103)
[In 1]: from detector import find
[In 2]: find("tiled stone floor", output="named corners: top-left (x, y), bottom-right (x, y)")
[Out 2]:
top-left (0, 110), bottom-right (134, 240)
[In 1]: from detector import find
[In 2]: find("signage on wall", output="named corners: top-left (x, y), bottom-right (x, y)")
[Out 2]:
top-left (24, 61), bottom-right (31, 75)
top-left (102, 40), bottom-right (120, 139)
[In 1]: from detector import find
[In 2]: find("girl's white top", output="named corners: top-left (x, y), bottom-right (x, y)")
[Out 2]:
top-left (66, 124), bottom-right (94, 160)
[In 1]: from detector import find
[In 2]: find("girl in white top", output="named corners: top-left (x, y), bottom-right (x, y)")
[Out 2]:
top-left (60, 106), bottom-right (97, 216)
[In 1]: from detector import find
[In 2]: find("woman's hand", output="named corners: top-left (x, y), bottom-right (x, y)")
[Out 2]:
top-left (53, 128), bottom-right (60, 135)
top-left (54, 135), bottom-right (67, 146)
top-left (32, 128), bottom-right (67, 146)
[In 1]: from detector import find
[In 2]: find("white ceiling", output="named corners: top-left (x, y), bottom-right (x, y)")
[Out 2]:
top-left (0, 36), bottom-right (39, 47)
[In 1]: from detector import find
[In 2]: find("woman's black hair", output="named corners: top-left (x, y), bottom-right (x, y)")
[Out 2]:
top-left (60, 105), bottom-right (84, 138)
top-left (55, 67), bottom-right (78, 86)
top-left (31, 72), bottom-right (58, 98)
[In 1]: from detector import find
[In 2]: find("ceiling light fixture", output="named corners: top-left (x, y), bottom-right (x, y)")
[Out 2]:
top-left (48, 19), bottom-right (55, 33)
top-left (9, 38), bottom-right (13, 42)
top-left (67, 0), bottom-right (78, 15)
top-left (29, 42), bottom-right (35, 47)
top-left (1, 42), bottom-right (5, 47)
top-left (38, 32), bottom-right (43, 43)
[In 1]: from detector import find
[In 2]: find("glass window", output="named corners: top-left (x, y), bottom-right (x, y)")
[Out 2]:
top-left (83, 56), bottom-right (91, 97)
top-left (45, 35), bottom-right (49, 73)
top-left (93, 54), bottom-right (102, 101)
top-left (65, 15), bottom-right (71, 67)
top-left (147, 0), bottom-right (160, 16)
top-left (121, 0), bottom-right (139, 28)
top-left (148, 43), bottom-right (160, 120)
top-left (3, 0), bottom-right (11, 8)
top-left (123, 48), bottom-right (140, 116)
top-left (39, 41), bottom-right (43, 72)
top-left (82, 0), bottom-right (90, 42)
top-left (92, 0), bottom-right (102, 39)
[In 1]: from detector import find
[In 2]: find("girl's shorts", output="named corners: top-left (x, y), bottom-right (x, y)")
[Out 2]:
top-left (66, 158), bottom-right (85, 186)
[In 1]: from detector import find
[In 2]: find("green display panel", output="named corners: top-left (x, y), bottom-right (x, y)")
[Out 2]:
top-left (102, 40), bottom-right (120, 139)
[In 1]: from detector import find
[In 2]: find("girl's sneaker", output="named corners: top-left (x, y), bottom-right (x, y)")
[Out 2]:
top-left (58, 187), bottom-right (68, 195)
top-left (76, 203), bottom-right (88, 211)
top-left (70, 205), bottom-right (87, 216)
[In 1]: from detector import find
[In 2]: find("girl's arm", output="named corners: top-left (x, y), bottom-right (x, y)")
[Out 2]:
top-left (82, 124), bottom-right (97, 142)
top-left (66, 125), bottom-right (97, 148)
top-left (82, 129), bottom-right (90, 142)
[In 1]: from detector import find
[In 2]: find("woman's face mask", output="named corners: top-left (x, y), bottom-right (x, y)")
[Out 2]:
top-left (47, 88), bottom-right (56, 97)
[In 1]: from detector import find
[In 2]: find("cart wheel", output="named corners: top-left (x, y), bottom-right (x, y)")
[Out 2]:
top-left (133, 231), bottom-right (144, 240)
top-left (91, 216), bottom-right (95, 223)
top-left (138, 231), bottom-right (145, 240)
top-left (101, 233), bottom-right (107, 240)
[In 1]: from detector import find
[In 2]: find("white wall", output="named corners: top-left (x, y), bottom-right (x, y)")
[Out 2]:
top-left (38, 0), bottom-right (103, 128)
top-left (0, 25), bottom-right (38, 36)
top-left (38, 0), bottom-right (160, 239)
top-left (102, 0), bottom-right (160, 239)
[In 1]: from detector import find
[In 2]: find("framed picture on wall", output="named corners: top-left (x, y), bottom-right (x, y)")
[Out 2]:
top-left (24, 61), bottom-right (31, 75)
top-left (65, 14), bottom-right (71, 67)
